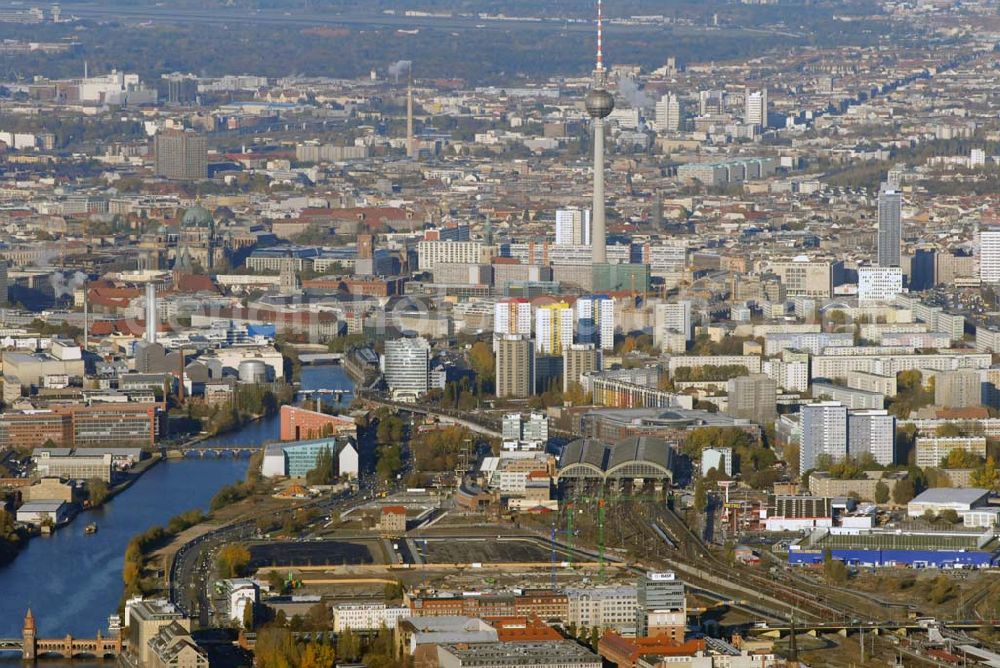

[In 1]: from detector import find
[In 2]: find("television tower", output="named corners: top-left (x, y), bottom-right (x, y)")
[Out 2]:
top-left (585, 0), bottom-right (614, 265)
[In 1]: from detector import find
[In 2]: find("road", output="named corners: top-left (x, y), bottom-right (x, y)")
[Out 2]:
top-left (169, 487), bottom-right (360, 624)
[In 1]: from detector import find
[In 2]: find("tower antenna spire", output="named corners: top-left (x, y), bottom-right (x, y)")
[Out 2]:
top-left (585, 0), bottom-right (614, 267)
top-left (596, 0), bottom-right (604, 71)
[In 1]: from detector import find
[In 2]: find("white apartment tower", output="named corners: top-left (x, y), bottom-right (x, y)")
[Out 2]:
top-left (534, 303), bottom-right (575, 355)
top-left (981, 226), bottom-right (1000, 284)
top-left (745, 89), bottom-right (767, 128)
top-left (800, 401), bottom-right (848, 474)
top-left (655, 92), bottom-right (682, 133)
top-left (494, 298), bottom-right (532, 343)
top-left (555, 208), bottom-right (592, 246)
top-left (576, 295), bottom-right (615, 350)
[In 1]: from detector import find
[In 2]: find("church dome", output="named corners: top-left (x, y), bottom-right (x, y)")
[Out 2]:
top-left (182, 205), bottom-right (214, 229)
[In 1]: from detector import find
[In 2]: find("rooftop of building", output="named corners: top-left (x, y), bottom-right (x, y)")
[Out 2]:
top-left (909, 487), bottom-right (991, 505)
top-left (439, 640), bottom-right (600, 665)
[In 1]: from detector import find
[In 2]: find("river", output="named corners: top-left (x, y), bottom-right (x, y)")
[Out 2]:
top-left (0, 363), bottom-right (354, 645)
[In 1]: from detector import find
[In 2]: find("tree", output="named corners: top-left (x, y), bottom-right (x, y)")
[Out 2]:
top-left (693, 479), bottom-right (707, 511)
top-left (375, 443), bottom-right (403, 482)
top-left (564, 382), bottom-right (589, 406)
top-left (943, 447), bottom-right (982, 469)
top-left (216, 543), bottom-right (251, 578)
top-left (971, 456), bottom-right (1000, 491)
top-left (936, 423), bottom-right (964, 438)
top-left (874, 480), bottom-right (890, 504)
top-left (939, 509), bottom-right (960, 524)
top-left (336, 628), bottom-right (361, 662)
top-left (267, 570), bottom-right (288, 595)
top-left (299, 642), bottom-right (337, 668)
top-left (254, 627), bottom-right (299, 668)
top-left (892, 478), bottom-right (916, 505)
top-left (87, 478), bottom-right (110, 507)
top-left (468, 341), bottom-right (496, 389)
top-left (922, 508), bottom-right (937, 524)
top-left (306, 446), bottom-right (336, 485)
top-left (305, 602), bottom-right (332, 631)
top-left (823, 550), bottom-right (848, 585)
top-left (242, 601), bottom-right (255, 630)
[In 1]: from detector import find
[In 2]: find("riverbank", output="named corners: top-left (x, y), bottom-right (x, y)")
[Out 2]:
top-left (0, 364), bottom-right (355, 636)
top-left (0, 458), bottom-right (250, 637)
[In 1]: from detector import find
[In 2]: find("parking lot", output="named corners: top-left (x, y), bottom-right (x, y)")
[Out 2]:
top-left (249, 540), bottom-right (379, 569)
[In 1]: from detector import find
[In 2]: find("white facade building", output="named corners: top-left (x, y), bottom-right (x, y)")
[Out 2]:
top-left (762, 359), bottom-right (809, 392)
top-left (382, 337), bottom-right (430, 401)
top-left (981, 228), bottom-right (1000, 284)
top-left (655, 92), bottom-right (682, 133)
top-left (800, 402), bottom-right (848, 474)
top-left (858, 266), bottom-right (903, 303)
top-left (555, 208), bottom-right (591, 246)
top-left (576, 295), bottom-right (615, 350)
top-left (332, 603), bottom-right (411, 632)
top-left (745, 89), bottom-right (767, 128)
top-left (566, 587), bottom-right (639, 633)
top-left (848, 409), bottom-right (896, 466)
top-left (417, 240), bottom-right (485, 271)
top-left (534, 303), bottom-right (574, 355)
top-left (493, 298), bottom-right (532, 351)
top-left (654, 301), bottom-right (693, 348)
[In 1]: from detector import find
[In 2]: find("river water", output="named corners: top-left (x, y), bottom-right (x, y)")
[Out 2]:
top-left (0, 364), bottom-right (354, 645)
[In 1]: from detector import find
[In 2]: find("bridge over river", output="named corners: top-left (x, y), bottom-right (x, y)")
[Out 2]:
top-left (0, 610), bottom-right (123, 660)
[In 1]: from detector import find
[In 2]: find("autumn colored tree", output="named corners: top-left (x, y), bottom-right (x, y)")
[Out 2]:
top-left (216, 543), bottom-right (251, 578)
top-left (299, 643), bottom-right (336, 668)
top-left (971, 456), bottom-right (1000, 491)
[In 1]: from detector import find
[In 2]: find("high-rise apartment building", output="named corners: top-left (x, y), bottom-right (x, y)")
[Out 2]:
top-left (576, 295), bottom-right (615, 350)
top-left (563, 343), bottom-right (601, 393)
top-left (934, 370), bottom-right (982, 409)
top-left (535, 302), bottom-right (574, 355)
top-left (726, 374), bottom-right (777, 425)
top-left (877, 187), bottom-right (902, 268)
top-left (496, 335), bottom-right (534, 399)
top-left (980, 227), bottom-right (1000, 284)
top-left (847, 409), bottom-right (896, 466)
top-left (800, 401), bottom-right (848, 474)
top-left (555, 209), bottom-right (591, 246)
top-left (382, 337), bottom-right (430, 402)
top-left (745, 89), bottom-right (767, 128)
top-left (653, 301), bottom-right (692, 348)
top-left (153, 130), bottom-right (207, 180)
top-left (494, 298), bottom-right (532, 345)
top-left (655, 92), bottom-right (682, 133)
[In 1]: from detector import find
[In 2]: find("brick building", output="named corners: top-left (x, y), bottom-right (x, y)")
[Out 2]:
top-left (0, 403), bottom-right (163, 449)
top-left (279, 405), bottom-right (357, 441)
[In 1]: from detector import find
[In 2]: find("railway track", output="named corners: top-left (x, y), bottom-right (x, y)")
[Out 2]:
top-left (653, 505), bottom-right (895, 623)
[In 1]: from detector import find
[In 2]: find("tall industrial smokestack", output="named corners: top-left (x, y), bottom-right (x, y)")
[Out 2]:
top-left (145, 282), bottom-right (157, 344)
top-left (585, 0), bottom-right (614, 266)
top-left (406, 72), bottom-right (416, 160)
